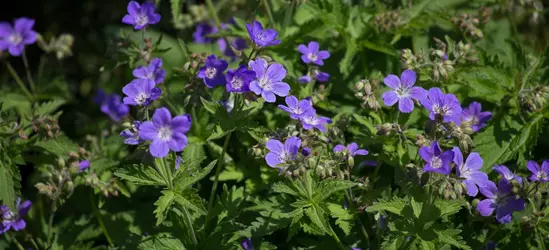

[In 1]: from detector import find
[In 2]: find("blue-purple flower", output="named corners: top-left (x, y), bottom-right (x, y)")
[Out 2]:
top-left (0, 17), bottom-right (37, 56)
top-left (477, 180), bottom-right (525, 224)
top-left (94, 90), bottom-right (130, 122)
top-left (298, 41), bottom-right (330, 65)
top-left (381, 70), bottom-right (426, 113)
top-left (175, 155), bottom-right (182, 170)
top-left (133, 58), bottom-right (166, 84)
top-left (462, 102), bottom-right (491, 132)
top-left (301, 147), bottom-right (311, 157)
top-left (242, 238), bottom-right (254, 250)
top-left (452, 147), bottom-right (489, 197)
top-left (138, 108), bottom-right (192, 158)
top-left (421, 87), bottom-right (462, 124)
top-left (0, 198), bottom-right (31, 234)
top-left (122, 1), bottom-right (161, 30)
top-left (120, 121), bottom-right (141, 145)
top-left (198, 54), bottom-right (228, 88)
top-left (419, 142), bottom-right (454, 175)
top-left (334, 143), bottom-right (369, 157)
top-left (493, 165), bottom-right (523, 185)
top-left (122, 79), bottom-right (162, 106)
top-left (527, 160), bottom-right (549, 182)
top-left (246, 21), bottom-right (281, 47)
top-left (193, 22), bottom-right (217, 44)
top-left (249, 58), bottom-right (290, 102)
top-left (225, 65), bottom-right (255, 92)
top-left (300, 112), bottom-right (331, 132)
top-left (265, 136), bottom-right (301, 168)
top-left (298, 70), bottom-right (330, 84)
top-left (77, 160), bottom-right (90, 172)
top-left (278, 96), bottom-right (314, 120)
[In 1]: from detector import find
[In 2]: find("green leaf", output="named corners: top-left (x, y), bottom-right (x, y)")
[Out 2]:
top-left (304, 205), bottom-right (329, 235)
top-left (0, 161), bottom-right (20, 210)
top-left (174, 191), bottom-right (207, 215)
top-left (137, 233), bottom-right (186, 250)
top-left (435, 199), bottom-right (465, 217)
top-left (272, 182), bottom-right (300, 197)
top-left (34, 135), bottom-right (78, 157)
top-left (410, 196), bottom-right (423, 219)
top-left (175, 160), bottom-right (217, 191)
top-left (454, 67), bottom-right (512, 103)
top-left (327, 203), bottom-right (353, 236)
top-left (115, 164), bottom-right (166, 186)
top-left (363, 40), bottom-right (398, 57)
top-left (435, 229), bottom-right (471, 250)
top-left (207, 125), bottom-right (233, 141)
top-left (366, 197), bottom-right (407, 216)
top-left (313, 179), bottom-right (356, 202)
top-left (34, 100), bottom-right (66, 116)
top-left (200, 97), bottom-right (221, 114)
top-left (154, 190), bottom-right (175, 226)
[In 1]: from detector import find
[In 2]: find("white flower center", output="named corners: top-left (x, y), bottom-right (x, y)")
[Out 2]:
top-left (258, 77), bottom-right (271, 90)
top-left (147, 71), bottom-right (155, 80)
top-left (395, 86), bottom-right (410, 98)
top-left (430, 157), bottom-right (442, 169)
top-left (307, 53), bottom-right (318, 62)
top-left (136, 14), bottom-right (149, 26)
top-left (157, 126), bottom-right (172, 141)
top-left (231, 77), bottom-right (244, 89)
top-left (205, 67), bottom-right (217, 79)
top-left (2, 210), bottom-right (14, 221)
top-left (303, 116), bottom-right (318, 125)
top-left (135, 92), bottom-right (150, 105)
top-left (256, 33), bottom-right (267, 41)
top-left (8, 33), bottom-right (22, 44)
top-left (460, 165), bottom-right (472, 178)
top-left (537, 171), bottom-right (548, 180)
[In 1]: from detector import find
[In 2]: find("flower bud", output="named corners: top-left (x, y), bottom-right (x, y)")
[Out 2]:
top-left (376, 123), bottom-right (394, 135)
top-left (472, 198), bottom-right (479, 207)
top-left (348, 156), bottom-right (355, 168)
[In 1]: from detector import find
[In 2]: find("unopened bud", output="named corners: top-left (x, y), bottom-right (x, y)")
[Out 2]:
top-left (57, 157), bottom-right (66, 167)
top-left (348, 156), bottom-right (355, 168)
top-left (376, 123), bottom-right (394, 135)
top-left (472, 198), bottom-right (479, 207)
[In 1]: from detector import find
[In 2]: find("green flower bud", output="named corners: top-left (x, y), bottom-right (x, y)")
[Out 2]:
top-left (348, 156), bottom-right (355, 168)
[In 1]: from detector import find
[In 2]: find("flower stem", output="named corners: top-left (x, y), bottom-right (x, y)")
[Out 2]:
top-left (5, 62), bottom-right (33, 101)
top-left (205, 0), bottom-right (221, 27)
top-left (90, 190), bottom-right (114, 246)
top-left (12, 236), bottom-right (25, 250)
top-left (22, 50), bottom-right (36, 93)
top-left (46, 201), bottom-right (56, 247)
top-left (206, 131), bottom-right (232, 218)
top-left (262, 0), bottom-right (275, 26)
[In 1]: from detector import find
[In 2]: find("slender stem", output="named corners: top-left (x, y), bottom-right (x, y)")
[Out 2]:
top-left (90, 191), bottom-right (114, 246)
top-left (164, 157), bottom-right (174, 190)
top-left (205, 0), bottom-right (221, 26)
top-left (12, 237), bottom-right (25, 250)
top-left (46, 201), bottom-right (56, 247)
top-left (328, 224), bottom-right (346, 250)
top-left (206, 131), bottom-right (232, 214)
top-left (262, 0), bottom-right (275, 26)
top-left (5, 62), bottom-right (33, 101)
top-left (22, 51), bottom-right (36, 93)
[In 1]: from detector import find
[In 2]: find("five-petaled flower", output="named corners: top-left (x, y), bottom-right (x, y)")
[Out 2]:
top-left (421, 87), bottom-right (462, 124)
top-left (461, 102), bottom-right (491, 132)
top-left (278, 96), bottom-right (314, 120)
top-left (138, 107), bottom-right (192, 158)
top-left (493, 165), bottom-right (522, 185)
top-left (527, 160), bottom-right (549, 182)
top-left (419, 142), bottom-right (454, 175)
top-left (225, 65), bottom-right (255, 92)
top-left (198, 54), bottom-right (228, 88)
top-left (0, 198), bottom-right (31, 234)
top-left (122, 1), bottom-right (161, 30)
top-left (249, 58), bottom-right (290, 102)
top-left (300, 112), bottom-right (332, 132)
top-left (246, 21), bottom-right (281, 47)
top-left (122, 79), bottom-right (162, 106)
top-left (94, 90), bottom-right (130, 122)
top-left (452, 147), bottom-right (489, 197)
top-left (77, 160), bottom-right (90, 172)
top-left (0, 17), bottom-right (37, 56)
top-left (265, 136), bottom-right (301, 168)
top-left (477, 180), bottom-right (525, 224)
top-left (133, 58), bottom-right (166, 84)
top-left (382, 70), bottom-right (426, 113)
top-left (298, 41), bottom-right (330, 65)
top-left (334, 142), bottom-right (369, 157)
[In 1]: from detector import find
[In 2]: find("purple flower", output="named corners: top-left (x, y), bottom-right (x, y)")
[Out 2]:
top-left (94, 90), bottom-right (129, 122)
top-left (298, 75), bottom-right (312, 84)
top-left (452, 147), bottom-right (489, 197)
top-left (0, 198), bottom-right (31, 234)
top-left (77, 160), bottom-right (90, 172)
top-left (299, 71), bottom-right (330, 83)
top-left (249, 58), bottom-right (290, 102)
top-left (193, 22), bottom-right (217, 44)
top-left (133, 58), bottom-right (166, 84)
top-left (462, 102), bottom-right (491, 132)
top-left (246, 21), bottom-right (281, 47)
top-left (218, 38), bottom-right (248, 61)
top-left (278, 96), bottom-right (314, 120)
top-left (419, 142), bottom-right (454, 175)
top-left (300, 112), bottom-right (331, 132)
top-left (175, 155), bottom-right (182, 170)
top-left (138, 108), bottom-right (191, 158)
top-left (527, 160), bottom-right (549, 182)
top-left (265, 136), bottom-right (301, 168)
top-left (242, 238), bottom-right (254, 250)
top-left (120, 121), bottom-right (141, 145)
top-left (381, 70), bottom-right (426, 113)
top-left (477, 180), bottom-right (525, 224)
top-left (0, 18), bottom-right (37, 56)
top-left (493, 165), bottom-right (523, 185)
top-left (421, 87), bottom-right (462, 124)
top-left (225, 65), bottom-right (255, 93)
top-left (302, 147), bottom-right (311, 156)
top-left (122, 79), bottom-right (162, 106)
top-left (298, 41), bottom-right (330, 65)
top-left (122, 1), bottom-right (161, 30)
top-left (333, 143), bottom-right (369, 157)
top-left (198, 55), bottom-right (228, 88)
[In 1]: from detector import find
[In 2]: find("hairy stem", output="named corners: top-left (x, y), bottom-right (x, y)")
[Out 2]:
top-left (90, 191), bottom-right (114, 246)
top-left (22, 51), bottom-right (36, 93)
top-left (5, 62), bottom-right (33, 101)
top-left (262, 0), bottom-right (275, 26)
top-left (206, 131), bottom-right (232, 218)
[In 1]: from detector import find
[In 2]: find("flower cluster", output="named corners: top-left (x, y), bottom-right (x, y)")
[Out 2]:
top-left (297, 41), bottom-right (331, 83)
top-left (122, 58), bottom-right (164, 107)
top-left (279, 96), bottom-right (331, 132)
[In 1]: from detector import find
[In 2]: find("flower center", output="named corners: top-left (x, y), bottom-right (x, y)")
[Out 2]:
top-left (258, 77), bottom-right (271, 90)
top-left (307, 53), bottom-right (318, 62)
top-left (303, 115), bottom-right (318, 125)
top-left (136, 14), bottom-right (149, 26)
top-left (537, 171), bottom-right (548, 180)
top-left (231, 77), bottom-right (244, 89)
top-left (157, 126), bottom-right (172, 141)
top-left (8, 33), bottom-right (22, 44)
top-left (395, 86), bottom-right (409, 98)
top-left (2, 209), bottom-right (15, 222)
top-left (256, 32), bottom-right (267, 41)
top-left (430, 156), bottom-right (443, 169)
top-left (205, 67), bottom-right (217, 79)
top-left (135, 92), bottom-right (150, 105)
top-left (459, 165), bottom-right (472, 178)
top-left (147, 71), bottom-right (155, 80)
